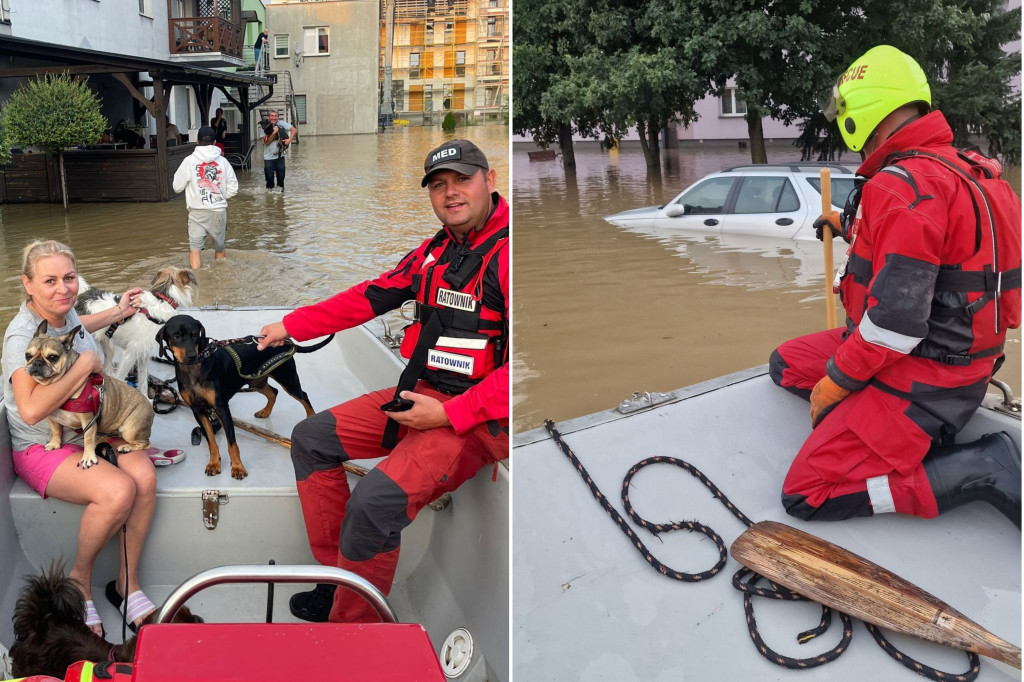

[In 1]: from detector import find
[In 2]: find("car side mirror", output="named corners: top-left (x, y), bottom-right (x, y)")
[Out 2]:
top-left (664, 204), bottom-right (686, 218)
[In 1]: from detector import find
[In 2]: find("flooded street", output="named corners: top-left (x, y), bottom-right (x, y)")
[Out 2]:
top-left (512, 143), bottom-right (1022, 433)
top-left (0, 125), bottom-right (509, 344)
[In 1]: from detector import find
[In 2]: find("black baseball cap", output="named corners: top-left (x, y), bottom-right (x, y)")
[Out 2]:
top-left (421, 139), bottom-right (489, 187)
top-left (197, 126), bottom-right (217, 144)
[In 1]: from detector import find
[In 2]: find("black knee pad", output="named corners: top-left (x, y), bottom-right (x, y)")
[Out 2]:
top-left (340, 469), bottom-right (411, 560)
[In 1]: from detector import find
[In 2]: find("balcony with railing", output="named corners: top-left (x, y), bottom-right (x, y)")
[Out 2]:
top-left (168, 3), bottom-right (245, 67)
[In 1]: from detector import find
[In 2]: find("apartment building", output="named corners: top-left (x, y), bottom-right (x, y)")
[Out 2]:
top-left (380, 0), bottom-right (508, 126)
top-left (263, 0), bottom-right (380, 135)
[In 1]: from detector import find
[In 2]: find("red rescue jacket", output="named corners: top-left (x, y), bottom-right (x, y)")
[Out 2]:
top-left (830, 112), bottom-right (1022, 399)
top-left (282, 194), bottom-right (510, 435)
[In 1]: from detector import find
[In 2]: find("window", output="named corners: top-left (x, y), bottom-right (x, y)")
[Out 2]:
top-left (807, 177), bottom-right (857, 210)
top-left (426, 22), bottom-right (434, 43)
top-left (456, 51), bottom-right (465, 77)
top-left (675, 177), bottom-right (734, 215)
top-left (391, 80), bottom-right (404, 111)
top-left (303, 27), bottom-right (329, 56)
top-left (444, 22), bottom-right (453, 42)
top-left (721, 88), bottom-right (747, 117)
top-left (487, 17), bottom-right (496, 36)
top-left (274, 34), bottom-right (289, 58)
top-left (489, 0), bottom-right (498, 6)
top-left (0, 0), bottom-right (10, 23)
top-left (294, 95), bottom-right (307, 124)
top-left (733, 177), bottom-right (797, 214)
top-left (409, 53), bottom-right (420, 79)
top-left (138, 0), bottom-right (152, 16)
top-left (173, 0), bottom-right (184, 17)
top-left (423, 84), bottom-right (433, 112)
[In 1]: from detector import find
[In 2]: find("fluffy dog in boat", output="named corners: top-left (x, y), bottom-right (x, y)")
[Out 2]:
top-left (156, 313), bottom-right (332, 480)
top-left (76, 267), bottom-right (198, 398)
top-left (10, 564), bottom-right (201, 678)
top-left (24, 321), bottom-right (154, 469)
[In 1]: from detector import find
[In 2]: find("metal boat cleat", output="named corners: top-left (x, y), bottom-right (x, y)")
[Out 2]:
top-left (985, 378), bottom-right (1022, 416)
top-left (618, 391), bottom-right (675, 415)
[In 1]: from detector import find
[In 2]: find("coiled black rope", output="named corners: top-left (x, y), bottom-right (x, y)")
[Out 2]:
top-left (544, 420), bottom-right (980, 680)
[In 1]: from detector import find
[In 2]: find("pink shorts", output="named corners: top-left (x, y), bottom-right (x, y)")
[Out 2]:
top-left (12, 442), bottom-right (83, 498)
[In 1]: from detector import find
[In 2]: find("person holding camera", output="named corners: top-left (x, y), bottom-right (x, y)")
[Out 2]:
top-left (255, 139), bottom-right (509, 623)
top-left (261, 110), bottom-right (295, 193)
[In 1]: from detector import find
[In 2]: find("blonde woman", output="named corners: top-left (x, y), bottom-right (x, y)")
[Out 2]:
top-left (1, 240), bottom-right (156, 636)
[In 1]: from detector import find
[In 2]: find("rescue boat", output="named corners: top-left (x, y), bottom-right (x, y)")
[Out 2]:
top-left (0, 307), bottom-right (508, 682)
top-left (513, 366), bottom-right (1021, 681)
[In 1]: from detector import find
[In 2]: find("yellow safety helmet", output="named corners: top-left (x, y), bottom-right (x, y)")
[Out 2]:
top-left (822, 45), bottom-right (931, 152)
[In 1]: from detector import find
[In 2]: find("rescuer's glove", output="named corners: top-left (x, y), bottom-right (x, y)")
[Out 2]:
top-left (813, 210), bottom-right (843, 241)
top-left (810, 374), bottom-right (851, 427)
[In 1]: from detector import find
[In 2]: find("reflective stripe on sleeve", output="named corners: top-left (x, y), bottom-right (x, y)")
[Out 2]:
top-left (859, 309), bottom-right (923, 354)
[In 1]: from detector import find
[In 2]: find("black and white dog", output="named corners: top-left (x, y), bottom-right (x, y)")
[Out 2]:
top-left (76, 267), bottom-right (198, 397)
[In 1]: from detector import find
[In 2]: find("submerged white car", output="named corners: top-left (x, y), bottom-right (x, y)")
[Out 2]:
top-left (604, 163), bottom-right (859, 241)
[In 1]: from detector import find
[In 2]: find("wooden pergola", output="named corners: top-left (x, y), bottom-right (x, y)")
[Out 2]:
top-left (0, 34), bottom-right (275, 200)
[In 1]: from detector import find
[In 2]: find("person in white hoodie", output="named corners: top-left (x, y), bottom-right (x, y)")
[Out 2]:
top-left (172, 126), bottom-right (239, 269)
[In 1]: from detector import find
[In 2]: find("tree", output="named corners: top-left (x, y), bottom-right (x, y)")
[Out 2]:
top-left (798, 0), bottom-right (1021, 164)
top-left (2, 72), bottom-right (107, 210)
top-left (513, 0), bottom-right (597, 169)
top-left (555, 0), bottom-right (705, 173)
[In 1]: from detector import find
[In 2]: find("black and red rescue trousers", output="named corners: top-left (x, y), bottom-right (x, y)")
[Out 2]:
top-left (769, 328), bottom-right (946, 521)
top-left (290, 379), bottom-right (508, 623)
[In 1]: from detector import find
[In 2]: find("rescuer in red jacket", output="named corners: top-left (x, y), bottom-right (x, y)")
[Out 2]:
top-left (257, 139), bottom-right (509, 621)
top-left (769, 46), bottom-right (1021, 528)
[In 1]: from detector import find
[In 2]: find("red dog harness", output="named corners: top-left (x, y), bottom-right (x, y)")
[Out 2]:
top-left (60, 373), bottom-right (103, 414)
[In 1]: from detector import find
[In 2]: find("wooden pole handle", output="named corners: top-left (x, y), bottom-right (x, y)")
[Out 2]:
top-left (820, 168), bottom-right (837, 329)
top-left (233, 418), bottom-right (370, 478)
top-left (231, 418), bottom-right (453, 512)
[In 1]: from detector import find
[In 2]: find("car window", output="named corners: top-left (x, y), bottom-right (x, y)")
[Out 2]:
top-left (675, 177), bottom-right (734, 214)
top-left (733, 176), bottom-right (793, 214)
top-left (806, 177), bottom-right (857, 209)
top-left (777, 180), bottom-right (799, 212)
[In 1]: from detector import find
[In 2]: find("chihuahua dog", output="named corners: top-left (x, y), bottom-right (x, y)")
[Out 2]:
top-left (76, 267), bottom-right (198, 398)
top-left (24, 321), bottom-right (154, 469)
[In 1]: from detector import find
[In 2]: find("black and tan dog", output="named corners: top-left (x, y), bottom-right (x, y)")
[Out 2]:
top-left (156, 314), bottom-right (333, 480)
top-left (10, 564), bottom-right (201, 678)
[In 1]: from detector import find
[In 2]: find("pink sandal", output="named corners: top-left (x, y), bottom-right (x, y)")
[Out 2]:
top-left (144, 447), bottom-right (186, 467)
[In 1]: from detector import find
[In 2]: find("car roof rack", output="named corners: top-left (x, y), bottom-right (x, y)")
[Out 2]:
top-left (720, 162), bottom-right (856, 174)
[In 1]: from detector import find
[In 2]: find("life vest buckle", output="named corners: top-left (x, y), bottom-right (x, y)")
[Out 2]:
top-left (399, 299), bottom-right (419, 322)
top-left (941, 353), bottom-right (974, 367)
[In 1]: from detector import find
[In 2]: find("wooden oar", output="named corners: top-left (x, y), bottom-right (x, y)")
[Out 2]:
top-left (232, 418), bottom-right (451, 512)
top-left (820, 168), bottom-right (837, 329)
top-left (731, 520), bottom-right (1021, 668)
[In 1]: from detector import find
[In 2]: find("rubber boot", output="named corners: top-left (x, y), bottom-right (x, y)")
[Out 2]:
top-left (289, 583), bottom-right (337, 622)
top-left (923, 432), bottom-right (1021, 529)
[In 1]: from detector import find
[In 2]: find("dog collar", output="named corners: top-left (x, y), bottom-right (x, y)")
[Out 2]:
top-left (153, 292), bottom-right (178, 308)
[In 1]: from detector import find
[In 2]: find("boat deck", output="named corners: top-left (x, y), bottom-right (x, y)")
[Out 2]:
top-left (3, 309), bottom-right (509, 682)
top-left (513, 367), bottom-right (1021, 681)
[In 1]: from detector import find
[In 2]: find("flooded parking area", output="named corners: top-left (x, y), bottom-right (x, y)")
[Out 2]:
top-left (512, 142), bottom-right (1021, 432)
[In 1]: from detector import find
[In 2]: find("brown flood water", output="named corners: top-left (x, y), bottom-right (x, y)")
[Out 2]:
top-left (512, 143), bottom-right (1022, 433)
top-left (0, 125), bottom-right (510, 356)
